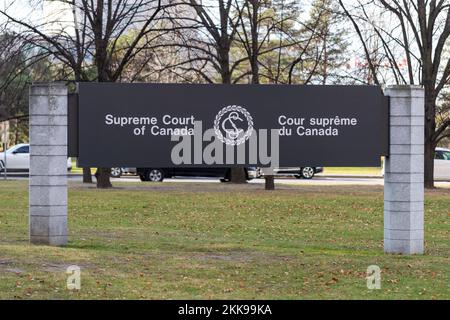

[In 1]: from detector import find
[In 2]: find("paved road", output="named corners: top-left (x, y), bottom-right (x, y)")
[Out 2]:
top-left (3, 173), bottom-right (449, 188)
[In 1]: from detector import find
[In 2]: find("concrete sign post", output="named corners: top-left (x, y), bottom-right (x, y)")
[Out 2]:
top-left (29, 83), bottom-right (68, 245)
top-left (384, 85), bottom-right (425, 254)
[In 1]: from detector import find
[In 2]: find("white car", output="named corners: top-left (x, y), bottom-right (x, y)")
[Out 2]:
top-left (434, 147), bottom-right (450, 180)
top-left (0, 143), bottom-right (72, 172)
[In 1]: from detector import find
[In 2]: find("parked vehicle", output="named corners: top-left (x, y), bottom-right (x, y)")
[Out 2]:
top-left (435, 147), bottom-right (450, 180)
top-left (0, 143), bottom-right (72, 172)
top-left (110, 167), bottom-right (137, 178)
top-left (258, 167), bottom-right (323, 179)
top-left (137, 167), bottom-right (258, 182)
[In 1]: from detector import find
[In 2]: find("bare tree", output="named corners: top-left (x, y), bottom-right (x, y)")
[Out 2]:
top-left (1, 0), bottom-right (164, 188)
top-left (235, 0), bottom-right (276, 189)
top-left (233, 0), bottom-right (288, 188)
top-left (231, 0), bottom-right (345, 187)
top-left (339, 0), bottom-right (450, 188)
top-left (0, 33), bottom-right (31, 120)
top-left (119, 4), bottom-right (208, 84)
top-left (173, 0), bottom-right (251, 182)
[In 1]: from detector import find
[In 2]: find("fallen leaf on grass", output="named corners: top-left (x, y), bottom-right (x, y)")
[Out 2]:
top-left (325, 277), bottom-right (339, 285)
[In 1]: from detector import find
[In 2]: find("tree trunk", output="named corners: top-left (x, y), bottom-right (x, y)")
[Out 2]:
top-left (217, 42), bottom-right (231, 83)
top-left (424, 142), bottom-right (435, 189)
top-left (82, 167), bottom-right (92, 183)
top-left (96, 167), bottom-right (112, 188)
top-left (93, 5), bottom-right (112, 189)
top-left (230, 167), bottom-right (247, 184)
top-left (424, 93), bottom-right (436, 189)
top-left (14, 119), bottom-right (19, 144)
top-left (265, 175), bottom-right (275, 190)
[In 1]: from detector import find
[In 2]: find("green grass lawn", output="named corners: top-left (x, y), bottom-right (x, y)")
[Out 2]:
top-left (0, 181), bottom-right (448, 299)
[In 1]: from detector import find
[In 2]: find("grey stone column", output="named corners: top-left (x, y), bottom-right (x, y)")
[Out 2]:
top-left (29, 83), bottom-right (68, 246)
top-left (384, 85), bottom-right (424, 254)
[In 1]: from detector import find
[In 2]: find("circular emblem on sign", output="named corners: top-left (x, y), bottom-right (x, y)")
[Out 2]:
top-left (214, 105), bottom-right (254, 146)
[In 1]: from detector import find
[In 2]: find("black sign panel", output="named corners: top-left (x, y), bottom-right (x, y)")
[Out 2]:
top-left (76, 83), bottom-right (388, 167)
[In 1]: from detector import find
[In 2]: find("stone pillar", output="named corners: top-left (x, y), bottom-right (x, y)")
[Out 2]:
top-left (384, 85), bottom-right (424, 254)
top-left (29, 83), bottom-right (68, 246)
